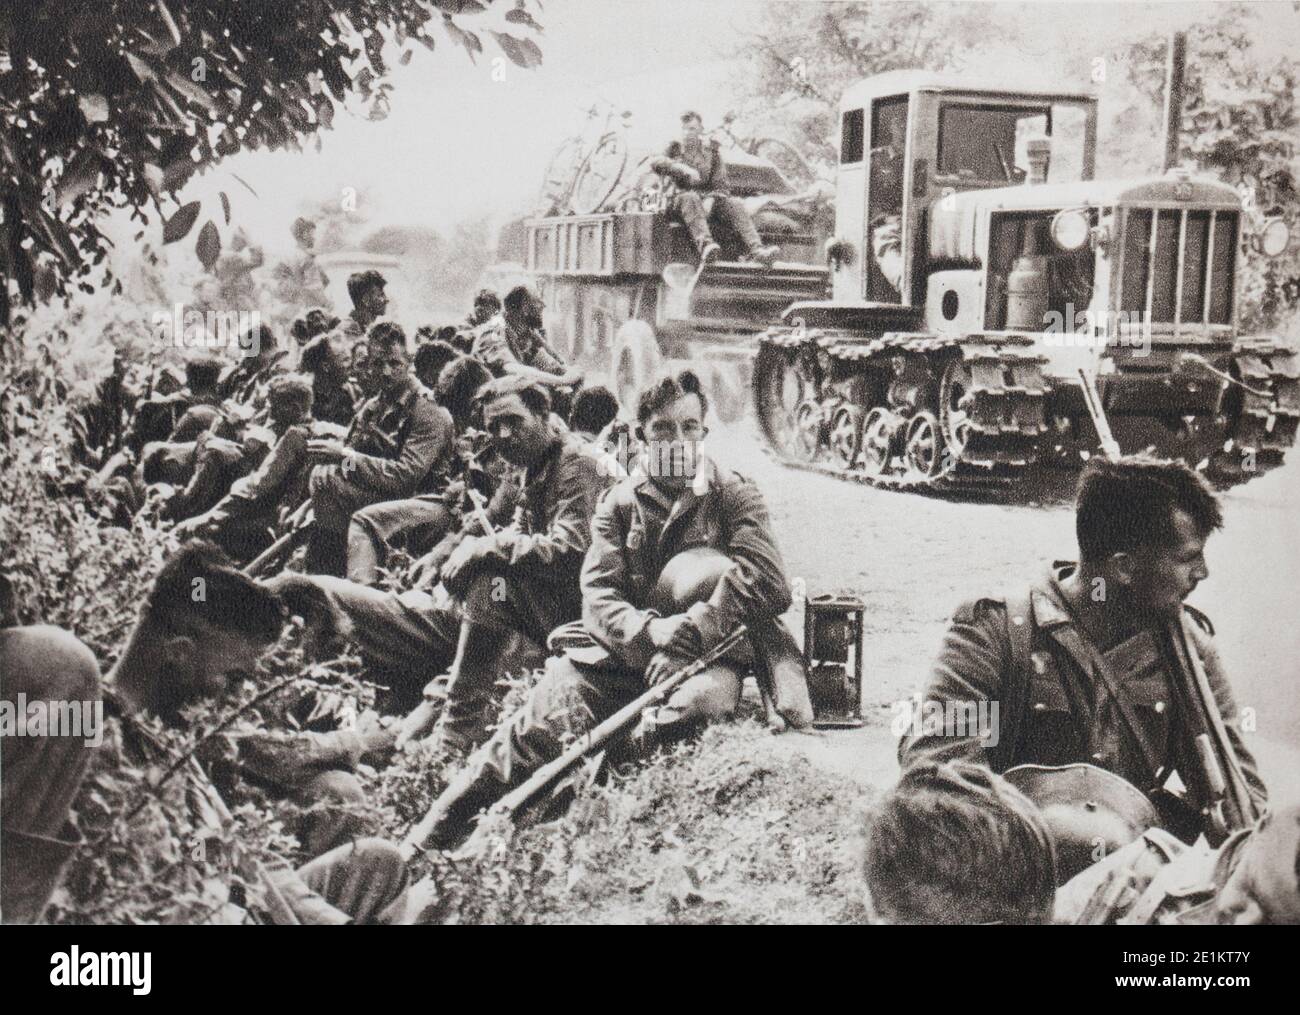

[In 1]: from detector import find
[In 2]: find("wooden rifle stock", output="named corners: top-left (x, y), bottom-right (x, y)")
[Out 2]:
top-left (1167, 615), bottom-right (1260, 842)
top-left (490, 625), bottom-right (749, 825)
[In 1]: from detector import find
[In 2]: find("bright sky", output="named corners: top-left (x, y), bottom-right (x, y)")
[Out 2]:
top-left (117, 0), bottom-right (1300, 264)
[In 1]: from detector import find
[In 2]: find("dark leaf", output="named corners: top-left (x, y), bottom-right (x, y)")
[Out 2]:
top-left (505, 7), bottom-right (543, 32)
top-left (490, 32), bottom-right (542, 69)
top-left (400, 49), bottom-right (414, 66)
top-left (162, 201), bottom-right (201, 244)
top-left (219, 191), bottom-right (230, 225)
top-left (195, 220), bottom-right (221, 270)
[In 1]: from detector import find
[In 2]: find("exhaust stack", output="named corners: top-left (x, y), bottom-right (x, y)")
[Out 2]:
top-left (1162, 31), bottom-right (1187, 173)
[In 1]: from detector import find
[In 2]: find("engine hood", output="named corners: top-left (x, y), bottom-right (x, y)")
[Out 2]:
top-left (928, 174), bottom-right (1241, 262)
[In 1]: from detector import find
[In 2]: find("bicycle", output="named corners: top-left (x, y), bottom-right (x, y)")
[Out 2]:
top-left (538, 101), bottom-right (633, 216)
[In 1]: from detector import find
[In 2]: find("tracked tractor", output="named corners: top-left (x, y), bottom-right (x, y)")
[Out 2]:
top-left (752, 69), bottom-right (1299, 493)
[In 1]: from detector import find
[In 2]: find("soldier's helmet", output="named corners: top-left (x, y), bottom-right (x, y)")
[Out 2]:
top-left (1004, 763), bottom-right (1162, 884)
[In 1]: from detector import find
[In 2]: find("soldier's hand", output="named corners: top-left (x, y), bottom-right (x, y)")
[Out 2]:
top-left (307, 438), bottom-right (346, 463)
top-left (645, 650), bottom-right (689, 688)
top-left (648, 614), bottom-right (702, 655)
top-left (441, 535), bottom-right (491, 589)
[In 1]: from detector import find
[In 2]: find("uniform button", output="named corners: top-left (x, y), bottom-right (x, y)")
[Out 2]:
top-left (1012, 615), bottom-right (1026, 626)
top-left (1154, 701), bottom-right (1165, 713)
top-left (1092, 752), bottom-right (1106, 762)
top-left (1033, 702), bottom-right (1047, 711)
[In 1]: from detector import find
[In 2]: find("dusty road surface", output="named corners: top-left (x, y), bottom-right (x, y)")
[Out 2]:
top-left (705, 420), bottom-right (1300, 804)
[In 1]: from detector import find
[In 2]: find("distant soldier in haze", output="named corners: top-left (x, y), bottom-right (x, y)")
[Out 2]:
top-left (651, 110), bottom-right (780, 267)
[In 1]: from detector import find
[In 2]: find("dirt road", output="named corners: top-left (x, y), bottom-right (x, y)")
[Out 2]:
top-left (710, 421), bottom-right (1300, 803)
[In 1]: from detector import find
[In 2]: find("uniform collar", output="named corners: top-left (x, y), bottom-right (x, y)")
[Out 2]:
top-left (632, 453), bottom-right (720, 506)
top-left (1031, 561), bottom-right (1082, 629)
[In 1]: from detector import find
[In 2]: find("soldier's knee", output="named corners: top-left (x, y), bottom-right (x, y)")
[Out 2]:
top-left (301, 769), bottom-right (365, 805)
top-left (666, 664), bottom-right (743, 723)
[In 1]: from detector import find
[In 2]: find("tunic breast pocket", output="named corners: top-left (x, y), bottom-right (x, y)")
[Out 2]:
top-left (1121, 675), bottom-right (1173, 761)
top-left (1021, 670), bottom-right (1082, 766)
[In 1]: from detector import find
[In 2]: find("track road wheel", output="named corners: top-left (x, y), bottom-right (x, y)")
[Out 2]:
top-left (829, 404), bottom-right (863, 469)
top-left (793, 399), bottom-right (825, 461)
top-left (940, 358), bottom-right (974, 458)
top-left (904, 410), bottom-right (945, 479)
top-left (860, 407), bottom-right (894, 476)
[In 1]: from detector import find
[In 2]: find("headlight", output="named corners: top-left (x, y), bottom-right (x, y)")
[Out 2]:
top-left (1261, 218), bottom-right (1291, 258)
top-left (1050, 208), bottom-right (1091, 251)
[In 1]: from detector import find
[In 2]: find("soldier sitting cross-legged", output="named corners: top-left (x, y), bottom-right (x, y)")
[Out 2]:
top-left (402, 368), bottom-right (812, 853)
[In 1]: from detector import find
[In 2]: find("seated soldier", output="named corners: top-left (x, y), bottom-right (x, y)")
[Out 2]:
top-left (299, 327), bottom-right (357, 427)
top-left (471, 285), bottom-right (582, 390)
top-left (289, 378), bottom-right (612, 743)
top-left (1, 543), bottom-right (410, 924)
top-left (124, 353), bottom-right (225, 456)
top-left (177, 374), bottom-right (318, 561)
top-left (898, 456), bottom-right (1266, 846)
top-left (1057, 803), bottom-right (1300, 925)
top-left (651, 110), bottom-right (780, 267)
top-left (216, 323), bottom-right (287, 404)
top-left (345, 354), bottom-right (492, 586)
top-left (402, 368), bottom-right (809, 852)
top-left (162, 372), bottom-right (315, 524)
top-left (341, 270), bottom-right (389, 342)
top-left (862, 761), bottom-right (1058, 924)
top-left (466, 288), bottom-right (501, 331)
top-left (305, 323), bottom-right (454, 576)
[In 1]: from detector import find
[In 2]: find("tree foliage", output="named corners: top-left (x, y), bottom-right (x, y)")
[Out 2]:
top-left (0, 0), bottom-right (543, 325)
top-left (1120, 3), bottom-right (1300, 331)
top-left (726, 1), bottom-right (984, 171)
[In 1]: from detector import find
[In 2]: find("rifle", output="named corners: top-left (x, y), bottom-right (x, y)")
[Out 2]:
top-left (243, 500), bottom-right (313, 577)
top-left (427, 625), bottom-right (749, 851)
top-left (1073, 378), bottom-right (1257, 843)
top-left (1164, 615), bottom-right (1261, 844)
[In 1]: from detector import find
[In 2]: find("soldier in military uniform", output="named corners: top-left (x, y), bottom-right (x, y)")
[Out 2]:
top-left (341, 270), bottom-right (389, 342)
top-left (305, 323), bottom-right (454, 575)
top-left (1056, 804), bottom-right (1300, 924)
top-left (471, 285), bottom-right (581, 390)
top-left (651, 110), bottom-right (779, 267)
top-left (898, 456), bottom-right (1266, 846)
top-left (403, 369), bottom-right (807, 852)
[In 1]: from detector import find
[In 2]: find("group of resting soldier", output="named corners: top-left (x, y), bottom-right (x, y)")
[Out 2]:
top-left (3, 261), bottom-right (1298, 922)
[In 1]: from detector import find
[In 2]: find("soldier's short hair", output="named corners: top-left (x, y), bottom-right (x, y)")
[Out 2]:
top-left (146, 541), bottom-right (285, 645)
top-left (474, 289), bottom-right (501, 312)
top-left (435, 354), bottom-right (493, 426)
top-left (863, 761), bottom-right (1057, 924)
top-left (478, 374), bottom-right (551, 418)
top-left (414, 340), bottom-right (458, 389)
top-left (503, 285), bottom-right (539, 314)
top-left (347, 270), bottom-right (387, 305)
top-left (1076, 455), bottom-right (1223, 564)
top-left (267, 373), bottom-right (314, 419)
top-left (570, 385), bottom-right (620, 436)
top-left (292, 308), bottom-right (339, 345)
top-left (636, 369), bottom-right (709, 424)
top-left (184, 353), bottom-right (224, 393)
top-left (680, 110), bottom-right (703, 126)
top-left (366, 321), bottom-right (407, 353)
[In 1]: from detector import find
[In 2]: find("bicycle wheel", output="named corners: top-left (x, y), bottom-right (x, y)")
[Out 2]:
top-left (570, 132), bottom-right (628, 215)
top-left (540, 136), bottom-right (585, 213)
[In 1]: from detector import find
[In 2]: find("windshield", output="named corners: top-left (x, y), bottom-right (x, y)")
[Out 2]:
top-left (937, 102), bottom-right (1089, 184)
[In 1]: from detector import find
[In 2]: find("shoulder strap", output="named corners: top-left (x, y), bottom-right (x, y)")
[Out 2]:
top-left (996, 589), bottom-right (1035, 771)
